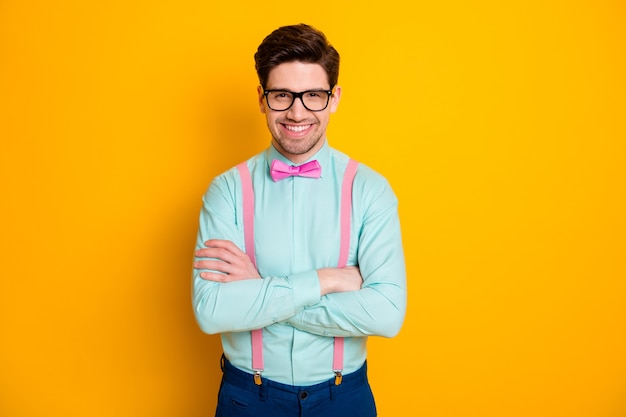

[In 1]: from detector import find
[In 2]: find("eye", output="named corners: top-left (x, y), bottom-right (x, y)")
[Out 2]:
top-left (269, 91), bottom-right (292, 100)
top-left (307, 92), bottom-right (322, 98)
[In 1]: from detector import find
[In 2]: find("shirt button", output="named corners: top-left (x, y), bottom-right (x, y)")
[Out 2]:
top-left (299, 391), bottom-right (309, 400)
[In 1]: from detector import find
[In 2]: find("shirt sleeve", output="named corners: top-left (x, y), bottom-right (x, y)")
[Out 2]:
top-left (285, 173), bottom-right (407, 338)
top-left (192, 172), bottom-right (322, 334)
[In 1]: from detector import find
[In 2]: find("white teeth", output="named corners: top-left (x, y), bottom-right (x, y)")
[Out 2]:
top-left (284, 124), bottom-right (311, 132)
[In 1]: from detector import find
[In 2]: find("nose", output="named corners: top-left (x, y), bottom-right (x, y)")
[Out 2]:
top-left (285, 96), bottom-right (308, 121)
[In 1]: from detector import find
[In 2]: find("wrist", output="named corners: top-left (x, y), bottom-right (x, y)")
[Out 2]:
top-left (317, 268), bottom-right (335, 296)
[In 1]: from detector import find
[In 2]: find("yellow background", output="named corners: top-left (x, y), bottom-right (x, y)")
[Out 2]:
top-left (1, 1), bottom-right (625, 416)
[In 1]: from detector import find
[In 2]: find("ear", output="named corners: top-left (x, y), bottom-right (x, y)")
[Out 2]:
top-left (257, 86), bottom-right (266, 114)
top-left (329, 86), bottom-right (342, 113)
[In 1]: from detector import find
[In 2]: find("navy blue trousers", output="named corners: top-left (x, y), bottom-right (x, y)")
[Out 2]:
top-left (215, 356), bottom-right (377, 417)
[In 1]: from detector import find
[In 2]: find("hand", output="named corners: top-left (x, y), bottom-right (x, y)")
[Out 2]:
top-left (317, 266), bottom-right (363, 296)
top-left (194, 239), bottom-right (261, 282)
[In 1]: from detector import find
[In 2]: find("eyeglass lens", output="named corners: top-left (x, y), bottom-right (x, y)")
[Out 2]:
top-left (266, 91), bottom-right (330, 111)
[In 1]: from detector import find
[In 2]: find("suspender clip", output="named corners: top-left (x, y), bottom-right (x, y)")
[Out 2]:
top-left (253, 370), bottom-right (262, 385)
top-left (334, 371), bottom-right (343, 385)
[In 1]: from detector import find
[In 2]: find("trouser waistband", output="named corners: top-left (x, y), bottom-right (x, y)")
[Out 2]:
top-left (220, 355), bottom-right (369, 401)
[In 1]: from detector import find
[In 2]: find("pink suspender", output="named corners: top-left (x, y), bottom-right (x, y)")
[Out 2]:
top-left (236, 163), bottom-right (264, 384)
top-left (237, 163), bottom-right (257, 269)
top-left (338, 159), bottom-right (359, 268)
top-left (236, 159), bottom-right (359, 386)
top-left (333, 158), bottom-right (359, 384)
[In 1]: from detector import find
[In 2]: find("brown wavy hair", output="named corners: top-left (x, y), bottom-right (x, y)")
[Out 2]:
top-left (254, 24), bottom-right (340, 89)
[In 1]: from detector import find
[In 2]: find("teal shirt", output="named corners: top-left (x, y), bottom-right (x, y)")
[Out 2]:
top-left (192, 141), bottom-right (407, 385)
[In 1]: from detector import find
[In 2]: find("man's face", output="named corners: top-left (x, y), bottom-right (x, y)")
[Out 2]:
top-left (258, 61), bottom-right (341, 164)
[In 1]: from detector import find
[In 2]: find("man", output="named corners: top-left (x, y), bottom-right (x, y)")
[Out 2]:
top-left (192, 24), bottom-right (406, 417)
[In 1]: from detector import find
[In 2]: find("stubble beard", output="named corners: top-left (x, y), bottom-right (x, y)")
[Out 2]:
top-left (271, 124), bottom-right (325, 158)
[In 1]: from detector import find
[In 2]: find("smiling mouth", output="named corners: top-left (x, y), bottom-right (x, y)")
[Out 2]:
top-left (283, 124), bottom-right (312, 133)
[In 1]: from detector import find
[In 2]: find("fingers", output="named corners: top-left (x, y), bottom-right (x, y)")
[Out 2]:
top-left (193, 251), bottom-right (246, 278)
top-left (200, 239), bottom-right (244, 255)
top-left (195, 246), bottom-right (240, 265)
top-left (195, 240), bottom-right (246, 261)
top-left (197, 271), bottom-right (231, 282)
top-left (194, 259), bottom-right (234, 274)
top-left (194, 239), bottom-right (261, 281)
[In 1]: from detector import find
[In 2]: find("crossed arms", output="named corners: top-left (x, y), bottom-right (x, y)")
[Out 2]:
top-left (194, 239), bottom-right (363, 295)
top-left (192, 170), bottom-right (407, 339)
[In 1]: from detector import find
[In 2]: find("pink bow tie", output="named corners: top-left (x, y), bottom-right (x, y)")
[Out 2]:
top-left (270, 159), bottom-right (322, 182)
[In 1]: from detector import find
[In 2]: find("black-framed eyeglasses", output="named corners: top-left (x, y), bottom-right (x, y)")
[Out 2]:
top-left (263, 89), bottom-right (333, 112)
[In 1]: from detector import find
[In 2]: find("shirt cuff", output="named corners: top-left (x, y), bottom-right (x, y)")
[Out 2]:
top-left (289, 270), bottom-right (321, 310)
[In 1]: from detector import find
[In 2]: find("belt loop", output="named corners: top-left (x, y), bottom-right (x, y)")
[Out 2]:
top-left (220, 353), bottom-right (225, 372)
